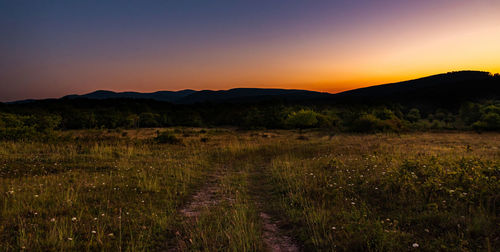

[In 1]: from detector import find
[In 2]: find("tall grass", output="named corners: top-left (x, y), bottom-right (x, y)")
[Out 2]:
top-left (0, 136), bottom-right (212, 251)
top-left (260, 133), bottom-right (500, 251)
top-left (0, 130), bottom-right (498, 251)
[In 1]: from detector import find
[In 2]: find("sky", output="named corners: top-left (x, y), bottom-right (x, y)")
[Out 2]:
top-left (1, 0), bottom-right (499, 102)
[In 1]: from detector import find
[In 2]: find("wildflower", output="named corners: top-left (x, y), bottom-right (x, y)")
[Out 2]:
top-left (91, 230), bottom-right (97, 234)
top-left (101, 213), bottom-right (105, 216)
top-left (412, 243), bottom-right (419, 248)
top-left (351, 202), bottom-right (355, 205)
top-left (108, 233), bottom-right (114, 237)
top-left (331, 226), bottom-right (336, 230)
top-left (68, 238), bottom-right (73, 241)
top-left (71, 217), bottom-right (77, 221)
top-left (424, 228), bottom-right (429, 233)
top-left (34, 194), bottom-right (39, 198)
top-left (50, 218), bottom-right (56, 222)
top-left (94, 217), bottom-right (98, 221)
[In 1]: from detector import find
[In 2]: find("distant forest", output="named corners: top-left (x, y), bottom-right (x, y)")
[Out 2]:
top-left (1, 71), bottom-right (499, 139)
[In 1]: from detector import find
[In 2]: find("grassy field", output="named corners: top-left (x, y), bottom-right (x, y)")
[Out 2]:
top-left (0, 129), bottom-right (499, 251)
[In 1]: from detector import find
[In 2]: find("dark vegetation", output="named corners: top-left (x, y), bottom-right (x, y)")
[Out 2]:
top-left (1, 71), bottom-right (499, 140)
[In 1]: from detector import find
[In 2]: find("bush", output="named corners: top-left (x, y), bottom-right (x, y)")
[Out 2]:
top-left (139, 113), bottom-right (160, 127)
top-left (0, 113), bottom-right (61, 140)
top-left (472, 112), bottom-right (500, 131)
top-left (407, 108), bottom-right (421, 122)
top-left (350, 114), bottom-right (384, 133)
top-left (155, 131), bottom-right (182, 144)
top-left (285, 109), bottom-right (318, 129)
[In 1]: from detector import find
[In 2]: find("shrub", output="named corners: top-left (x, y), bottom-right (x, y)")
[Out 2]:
top-left (407, 108), bottom-right (421, 122)
top-left (155, 131), bottom-right (182, 144)
top-left (0, 113), bottom-right (61, 140)
top-left (285, 109), bottom-right (318, 130)
top-left (350, 114), bottom-right (384, 133)
top-left (139, 113), bottom-right (160, 127)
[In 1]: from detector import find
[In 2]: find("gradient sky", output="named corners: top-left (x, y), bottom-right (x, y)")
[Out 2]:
top-left (1, 0), bottom-right (499, 101)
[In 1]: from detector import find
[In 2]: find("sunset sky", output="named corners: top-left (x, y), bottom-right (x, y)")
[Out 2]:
top-left (1, 0), bottom-right (499, 102)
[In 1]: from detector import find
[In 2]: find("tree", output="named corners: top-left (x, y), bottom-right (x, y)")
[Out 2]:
top-left (139, 112), bottom-right (160, 127)
top-left (407, 108), bottom-right (421, 122)
top-left (374, 108), bottom-right (395, 120)
top-left (459, 102), bottom-right (481, 125)
top-left (35, 115), bottom-right (62, 133)
top-left (126, 114), bottom-right (139, 128)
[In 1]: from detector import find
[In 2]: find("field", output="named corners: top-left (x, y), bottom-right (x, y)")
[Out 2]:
top-left (0, 129), bottom-right (499, 251)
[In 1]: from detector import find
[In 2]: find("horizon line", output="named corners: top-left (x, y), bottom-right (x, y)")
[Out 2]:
top-left (2, 70), bottom-right (497, 103)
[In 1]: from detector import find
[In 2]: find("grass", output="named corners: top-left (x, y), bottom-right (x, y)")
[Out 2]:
top-left (0, 129), bottom-right (499, 251)
top-left (259, 133), bottom-right (500, 251)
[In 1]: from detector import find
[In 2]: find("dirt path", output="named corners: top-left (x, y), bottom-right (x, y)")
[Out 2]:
top-left (167, 171), bottom-right (225, 251)
top-left (179, 183), bottom-right (220, 218)
top-left (251, 164), bottom-right (301, 252)
top-left (173, 160), bottom-right (301, 251)
top-left (260, 212), bottom-right (300, 252)
top-left (178, 169), bottom-right (226, 219)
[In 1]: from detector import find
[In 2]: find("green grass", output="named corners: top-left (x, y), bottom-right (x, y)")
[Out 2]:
top-left (0, 135), bottom-right (213, 250)
top-left (259, 133), bottom-right (500, 251)
top-left (0, 129), bottom-right (499, 251)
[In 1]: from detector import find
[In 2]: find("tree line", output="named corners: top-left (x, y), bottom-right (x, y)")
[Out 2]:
top-left (1, 98), bottom-right (499, 140)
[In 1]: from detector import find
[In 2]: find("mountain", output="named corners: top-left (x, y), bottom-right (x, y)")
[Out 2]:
top-left (332, 71), bottom-right (500, 105)
top-left (63, 89), bottom-right (197, 102)
top-left (63, 88), bottom-right (332, 104)
top-left (9, 70), bottom-right (500, 105)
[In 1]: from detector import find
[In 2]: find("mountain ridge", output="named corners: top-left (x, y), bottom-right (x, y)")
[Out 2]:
top-left (6, 70), bottom-right (499, 105)
top-left (60, 88), bottom-right (332, 104)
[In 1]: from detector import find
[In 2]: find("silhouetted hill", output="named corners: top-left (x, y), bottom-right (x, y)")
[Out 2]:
top-left (64, 89), bottom-right (197, 102)
top-left (332, 71), bottom-right (500, 106)
top-left (177, 88), bottom-right (331, 103)
top-left (62, 88), bottom-right (331, 104)
top-left (7, 71), bottom-right (500, 106)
